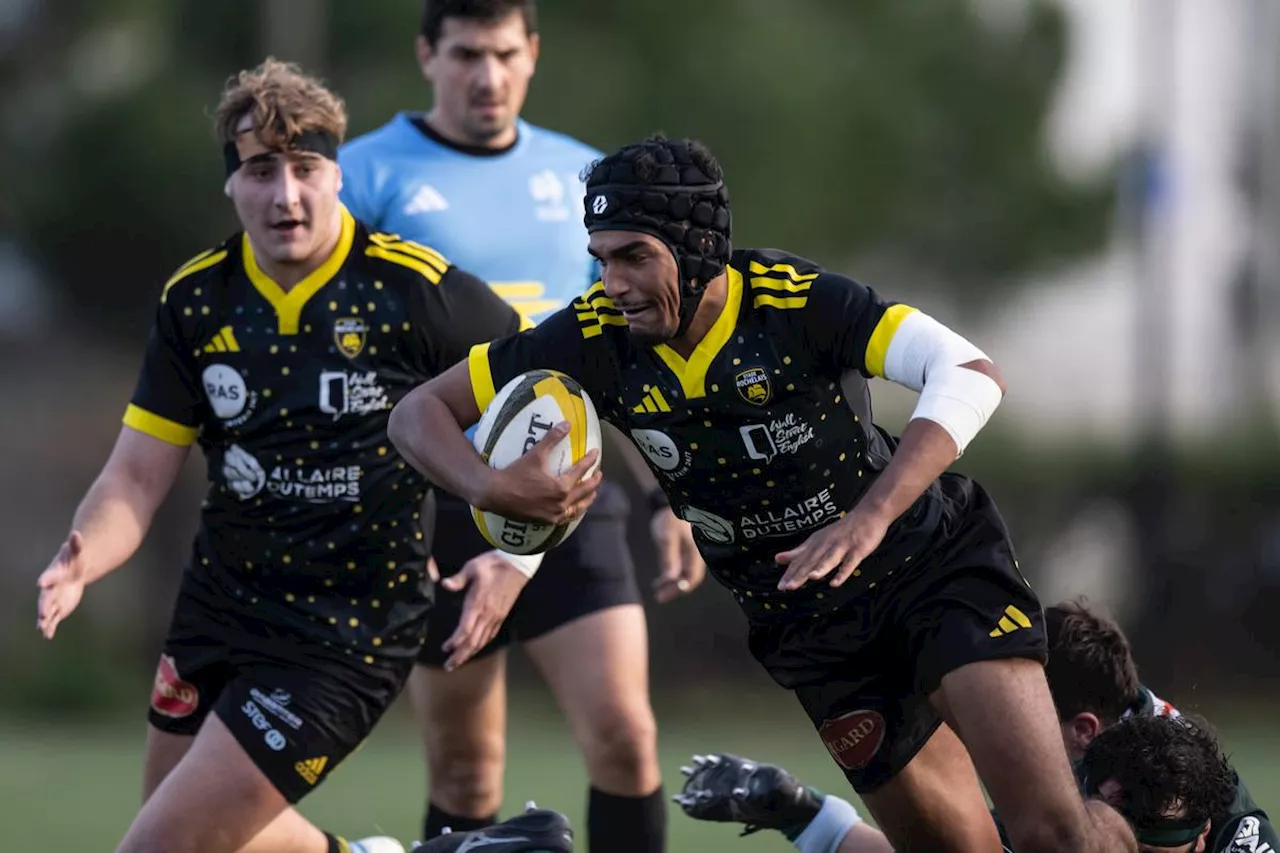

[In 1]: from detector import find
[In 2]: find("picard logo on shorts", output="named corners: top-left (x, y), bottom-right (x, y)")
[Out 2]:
top-left (295, 755), bottom-right (329, 786)
top-left (819, 710), bottom-right (886, 770)
top-left (150, 654), bottom-right (199, 719)
top-left (334, 317), bottom-right (367, 359)
top-left (735, 367), bottom-right (772, 406)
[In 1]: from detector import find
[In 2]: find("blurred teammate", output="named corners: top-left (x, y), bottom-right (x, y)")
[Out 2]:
top-left (340, 2), bottom-right (698, 849)
top-left (387, 133), bottom-right (1137, 852)
top-left (35, 58), bottom-right (521, 853)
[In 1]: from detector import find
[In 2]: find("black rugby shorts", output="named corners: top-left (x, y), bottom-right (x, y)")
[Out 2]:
top-left (417, 483), bottom-right (641, 667)
top-left (148, 572), bottom-right (412, 803)
top-left (747, 473), bottom-right (1047, 793)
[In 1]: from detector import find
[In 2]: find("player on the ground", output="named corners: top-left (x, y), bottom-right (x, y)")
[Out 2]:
top-left (676, 599), bottom-right (1276, 852)
top-left (386, 133), bottom-right (1138, 852)
top-left (34, 57), bottom-right (521, 853)
top-left (676, 713), bottom-right (1241, 853)
top-left (340, 3), bottom-right (696, 849)
top-left (1042, 600), bottom-right (1275, 852)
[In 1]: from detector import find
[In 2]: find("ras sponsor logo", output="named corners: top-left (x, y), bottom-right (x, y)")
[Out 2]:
top-left (819, 710), bottom-right (886, 770)
top-left (319, 370), bottom-right (391, 420)
top-left (150, 654), bottom-right (199, 719)
top-left (334, 317), bottom-right (367, 359)
top-left (681, 506), bottom-right (735, 544)
top-left (735, 367), bottom-right (772, 406)
top-left (630, 428), bottom-right (691, 477)
top-left (203, 363), bottom-right (258, 426)
top-left (740, 488), bottom-right (840, 539)
top-left (740, 412), bottom-right (815, 463)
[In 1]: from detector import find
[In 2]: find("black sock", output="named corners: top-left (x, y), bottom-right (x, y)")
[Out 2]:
top-left (423, 803), bottom-right (498, 840)
top-left (587, 786), bottom-right (666, 853)
top-left (323, 832), bottom-right (348, 853)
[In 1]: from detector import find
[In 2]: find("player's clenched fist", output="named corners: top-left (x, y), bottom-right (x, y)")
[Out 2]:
top-left (472, 421), bottom-right (602, 525)
top-left (36, 530), bottom-right (87, 639)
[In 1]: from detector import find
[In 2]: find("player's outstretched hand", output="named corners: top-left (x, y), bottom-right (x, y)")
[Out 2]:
top-left (476, 421), bottom-right (602, 526)
top-left (651, 509), bottom-right (706, 604)
top-left (440, 551), bottom-right (531, 671)
top-left (36, 530), bottom-right (87, 640)
top-left (774, 509), bottom-right (891, 592)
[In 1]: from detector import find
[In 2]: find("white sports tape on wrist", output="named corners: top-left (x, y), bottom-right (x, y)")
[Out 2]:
top-left (881, 310), bottom-right (1002, 456)
top-left (793, 795), bottom-right (862, 853)
top-left (498, 550), bottom-right (544, 578)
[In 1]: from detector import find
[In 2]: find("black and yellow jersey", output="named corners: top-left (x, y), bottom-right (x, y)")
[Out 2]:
top-left (126, 206), bottom-right (521, 660)
top-left (466, 247), bottom-right (948, 619)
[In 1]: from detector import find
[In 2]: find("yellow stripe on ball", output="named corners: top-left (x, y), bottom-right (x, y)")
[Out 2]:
top-left (533, 374), bottom-right (587, 463)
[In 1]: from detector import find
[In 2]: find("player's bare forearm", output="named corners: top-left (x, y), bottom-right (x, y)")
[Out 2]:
top-left (388, 366), bottom-right (491, 505)
top-left (858, 359), bottom-right (1004, 524)
top-left (71, 428), bottom-right (189, 584)
top-left (853, 417), bottom-right (959, 525)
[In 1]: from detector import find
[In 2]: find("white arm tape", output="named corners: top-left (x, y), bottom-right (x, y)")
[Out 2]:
top-left (882, 311), bottom-right (1003, 456)
top-left (495, 550), bottom-right (545, 579)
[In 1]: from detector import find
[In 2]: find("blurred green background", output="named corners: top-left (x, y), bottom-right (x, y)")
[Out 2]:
top-left (3, 0), bottom-right (1279, 845)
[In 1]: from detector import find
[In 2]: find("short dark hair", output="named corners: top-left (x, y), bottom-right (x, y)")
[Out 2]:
top-left (1082, 714), bottom-right (1237, 832)
top-left (1044, 599), bottom-right (1141, 724)
top-left (420, 0), bottom-right (537, 47)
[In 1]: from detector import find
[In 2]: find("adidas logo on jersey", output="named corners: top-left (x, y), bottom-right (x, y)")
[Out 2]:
top-left (202, 326), bottom-right (240, 353)
top-left (404, 184), bottom-right (449, 215)
top-left (632, 386), bottom-right (672, 414)
top-left (988, 604), bottom-right (1034, 638)
top-left (295, 755), bottom-right (328, 785)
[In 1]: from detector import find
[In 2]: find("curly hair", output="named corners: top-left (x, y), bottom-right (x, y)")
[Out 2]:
top-left (214, 57), bottom-right (347, 150)
top-left (1082, 714), bottom-right (1238, 829)
top-left (1045, 598), bottom-right (1141, 724)
top-left (420, 0), bottom-right (537, 47)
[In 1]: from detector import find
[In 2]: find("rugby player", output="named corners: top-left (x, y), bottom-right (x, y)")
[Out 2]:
top-left (677, 714), bottom-right (1242, 853)
top-left (340, 3), bottom-right (695, 848)
top-left (386, 133), bottom-right (1138, 852)
top-left (35, 58), bottom-right (521, 853)
top-left (677, 600), bottom-right (1275, 853)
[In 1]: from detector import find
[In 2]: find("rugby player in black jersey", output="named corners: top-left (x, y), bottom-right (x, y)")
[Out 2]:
top-left (34, 58), bottom-right (523, 853)
top-left (389, 134), bottom-right (1138, 853)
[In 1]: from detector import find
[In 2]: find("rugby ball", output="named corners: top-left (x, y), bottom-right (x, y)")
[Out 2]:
top-left (471, 370), bottom-right (602, 555)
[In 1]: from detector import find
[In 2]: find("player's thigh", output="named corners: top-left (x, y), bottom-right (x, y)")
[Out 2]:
top-left (118, 712), bottom-right (295, 853)
top-left (790, 667), bottom-right (999, 853)
top-left (407, 650), bottom-right (509, 768)
top-left (524, 603), bottom-right (659, 792)
top-left (931, 657), bottom-right (1089, 850)
top-left (523, 602), bottom-right (655, 737)
top-left (857, 723), bottom-right (1003, 853)
top-left (141, 725), bottom-right (195, 802)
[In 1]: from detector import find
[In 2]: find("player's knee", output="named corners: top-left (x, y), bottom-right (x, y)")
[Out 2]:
top-left (427, 730), bottom-right (505, 814)
top-left (580, 702), bottom-right (659, 785)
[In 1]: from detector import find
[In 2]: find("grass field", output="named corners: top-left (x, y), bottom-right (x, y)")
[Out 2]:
top-left (3, 688), bottom-right (1276, 850)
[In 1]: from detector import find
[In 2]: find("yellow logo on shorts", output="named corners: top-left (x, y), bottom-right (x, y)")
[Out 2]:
top-left (295, 755), bottom-right (329, 785)
top-left (988, 604), bottom-right (1033, 638)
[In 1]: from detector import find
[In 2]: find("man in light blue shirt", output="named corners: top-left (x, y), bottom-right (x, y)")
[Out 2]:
top-left (340, 3), bottom-right (703, 851)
